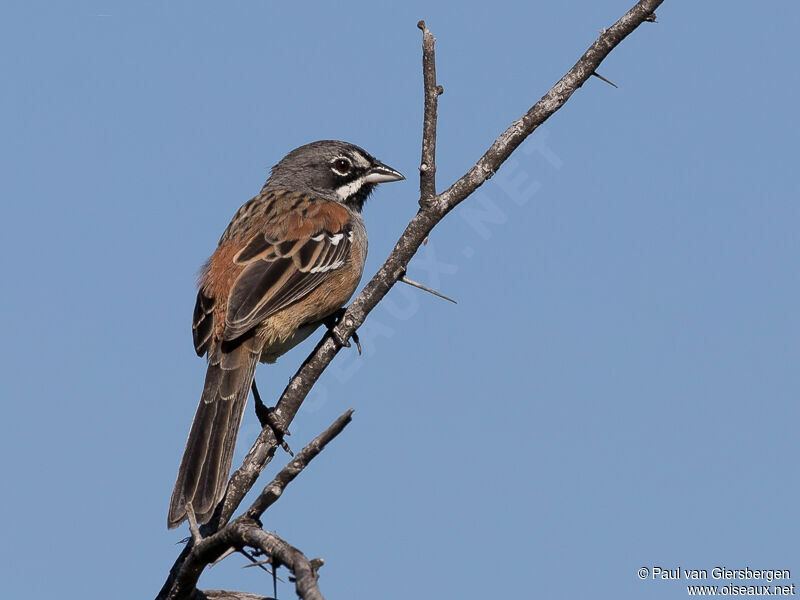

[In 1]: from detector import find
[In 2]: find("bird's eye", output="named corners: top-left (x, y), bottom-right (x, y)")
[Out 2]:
top-left (331, 157), bottom-right (352, 175)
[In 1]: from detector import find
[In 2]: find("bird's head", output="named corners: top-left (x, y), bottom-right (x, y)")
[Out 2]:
top-left (266, 140), bottom-right (405, 211)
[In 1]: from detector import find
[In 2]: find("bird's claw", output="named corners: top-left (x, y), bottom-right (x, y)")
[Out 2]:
top-left (323, 309), bottom-right (362, 355)
top-left (251, 380), bottom-right (293, 456)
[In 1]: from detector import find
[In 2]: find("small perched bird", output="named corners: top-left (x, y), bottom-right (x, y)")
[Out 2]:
top-left (168, 140), bottom-right (404, 529)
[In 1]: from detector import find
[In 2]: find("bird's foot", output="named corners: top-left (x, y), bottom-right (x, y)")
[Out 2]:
top-left (323, 308), bottom-right (361, 355)
top-left (251, 380), bottom-right (293, 456)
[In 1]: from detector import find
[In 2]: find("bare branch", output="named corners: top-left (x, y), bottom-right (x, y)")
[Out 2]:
top-left (158, 2), bottom-right (662, 597)
top-left (435, 0), bottom-right (663, 214)
top-left (159, 412), bottom-right (351, 600)
top-left (192, 591), bottom-right (270, 600)
top-left (172, 521), bottom-right (324, 600)
top-left (242, 528), bottom-right (324, 600)
top-left (256, 0), bottom-right (664, 458)
top-left (192, 0), bottom-right (661, 546)
top-left (244, 409), bottom-right (354, 520)
top-left (417, 19), bottom-right (442, 203)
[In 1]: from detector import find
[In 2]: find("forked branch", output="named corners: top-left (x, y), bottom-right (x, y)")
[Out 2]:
top-left (157, 1), bottom-right (663, 598)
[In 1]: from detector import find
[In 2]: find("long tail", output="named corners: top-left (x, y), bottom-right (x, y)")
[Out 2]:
top-left (168, 336), bottom-right (261, 529)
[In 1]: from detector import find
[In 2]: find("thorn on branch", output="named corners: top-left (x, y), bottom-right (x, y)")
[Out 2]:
top-left (241, 553), bottom-right (286, 582)
top-left (400, 276), bottom-right (457, 304)
top-left (591, 71), bottom-right (618, 88)
top-left (209, 546), bottom-right (237, 567)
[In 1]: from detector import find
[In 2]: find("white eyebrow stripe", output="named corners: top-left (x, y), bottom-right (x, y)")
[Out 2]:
top-left (352, 152), bottom-right (371, 169)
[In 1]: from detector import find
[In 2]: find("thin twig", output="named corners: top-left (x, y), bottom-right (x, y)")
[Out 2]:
top-left (174, 521), bottom-right (324, 600)
top-left (163, 413), bottom-right (351, 598)
top-left (195, 591), bottom-right (273, 600)
top-left (435, 0), bottom-right (662, 214)
top-left (245, 409), bottom-right (354, 520)
top-left (245, 530), bottom-right (323, 600)
top-left (417, 20), bottom-right (441, 204)
top-left (239, 548), bottom-right (283, 580)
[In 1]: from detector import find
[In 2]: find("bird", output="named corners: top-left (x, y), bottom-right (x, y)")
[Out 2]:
top-left (168, 140), bottom-right (404, 529)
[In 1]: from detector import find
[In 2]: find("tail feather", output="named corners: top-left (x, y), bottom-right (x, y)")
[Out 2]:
top-left (168, 337), bottom-right (260, 529)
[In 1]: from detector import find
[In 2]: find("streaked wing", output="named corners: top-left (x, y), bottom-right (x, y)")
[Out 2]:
top-left (222, 223), bottom-right (353, 341)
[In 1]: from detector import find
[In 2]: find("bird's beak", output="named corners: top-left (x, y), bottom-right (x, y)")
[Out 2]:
top-left (364, 162), bottom-right (405, 184)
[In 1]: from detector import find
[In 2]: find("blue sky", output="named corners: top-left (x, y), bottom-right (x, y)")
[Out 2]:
top-left (1, 1), bottom-right (798, 598)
